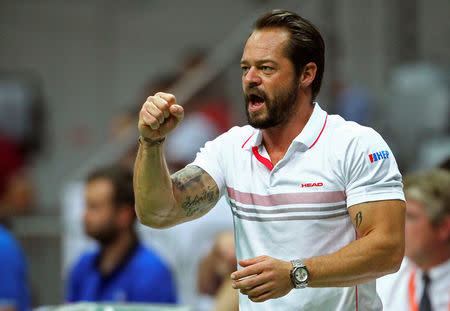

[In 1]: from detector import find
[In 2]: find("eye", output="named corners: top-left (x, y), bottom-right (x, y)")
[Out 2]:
top-left (241, 65), bottom-right (249, 73)
top-left (261, 66), bottom-right (274, 73)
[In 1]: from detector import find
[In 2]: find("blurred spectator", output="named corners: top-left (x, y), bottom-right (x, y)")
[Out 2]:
top-left (0, 135), bottom-right (32, 222)
top-left (198, 231), bottom-right (238, 311)
top-left (330, 79), bottom-right (372, 125)
top-left (0, 224), bottom-right (31, 311)
top-left (377, 169), bottom-right (450, 310)
top-left (66, 165), bottom-right (176, 303)
top-left (0, 73), bottom-right (44, 222)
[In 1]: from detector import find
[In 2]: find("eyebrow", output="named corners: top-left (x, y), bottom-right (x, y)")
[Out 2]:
top-left (240, 59), bottom-right (278, 66)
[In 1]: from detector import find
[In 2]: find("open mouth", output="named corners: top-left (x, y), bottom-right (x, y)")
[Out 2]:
top-left (249, 94), bottom-right (265, 111)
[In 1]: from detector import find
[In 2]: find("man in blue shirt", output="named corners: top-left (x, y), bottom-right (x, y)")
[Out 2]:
top-left (66, 166), bottom-right (177, 303)
top-left (0, 224), bottom-right (31, 311)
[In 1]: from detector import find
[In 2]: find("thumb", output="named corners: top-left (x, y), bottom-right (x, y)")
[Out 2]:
top-left (169, 104), bottom-right (184, 122)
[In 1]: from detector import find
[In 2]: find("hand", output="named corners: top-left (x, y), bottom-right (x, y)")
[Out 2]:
top-left (231, 255), bottom-right (293, 303)
top-left (213, 232), bottom-right (236, 277)
top-left (138, 92), bottom-right (184, 141)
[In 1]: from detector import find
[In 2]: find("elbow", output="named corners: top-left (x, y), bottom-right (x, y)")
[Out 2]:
top-left (380, 238), bottom-right (405, 275)
top-left (135, 203), bottom-right (175, 229)
top-left (389, 245), bottom-right (404, 274)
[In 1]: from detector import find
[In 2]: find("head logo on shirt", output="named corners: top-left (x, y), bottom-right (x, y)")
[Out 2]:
top-left (369, 150), bottom-right (389, 163)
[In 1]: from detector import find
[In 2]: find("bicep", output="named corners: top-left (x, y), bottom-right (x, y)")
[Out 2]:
top-left (171, 165), bottom-right (220, 222)
top-left (348, 200), bottom-right (405, 239)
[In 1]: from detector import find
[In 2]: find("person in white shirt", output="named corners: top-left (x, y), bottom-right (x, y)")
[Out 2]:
top-left (134, 9), bottom-right (405, 311)
top-left (377, 169), bottom-right (450, 311)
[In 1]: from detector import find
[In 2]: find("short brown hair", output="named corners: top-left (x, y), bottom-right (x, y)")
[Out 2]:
top-left (254, 9), bottom-right (325, 100)
top-left (404, 169), bottom-right (450, 227)
top-left (87, 165), bottom-right (134, 209)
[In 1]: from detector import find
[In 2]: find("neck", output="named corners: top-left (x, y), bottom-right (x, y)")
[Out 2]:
top-left (419, 248), bottom-right (450, 273)
top-left (262, 98), bottom-right (314, 166)
top-left (98, 230), bottom-right (137, 275)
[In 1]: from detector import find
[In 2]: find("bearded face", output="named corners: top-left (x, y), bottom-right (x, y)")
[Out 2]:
top-left (84, 179), bottom-right (121, 246)
top-left (244, 74), bottom-right (299, 129)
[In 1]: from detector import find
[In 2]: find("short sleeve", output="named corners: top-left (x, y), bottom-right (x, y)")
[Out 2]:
top-left (334, 125), bottom-right (405, 207)
top-left (188, 128), bottom-right (235, 198)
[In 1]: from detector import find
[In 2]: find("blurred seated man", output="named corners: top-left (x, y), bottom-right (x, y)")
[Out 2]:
top-left (377, 169), bottom-right (450, 311)
top-left (66, 166), bottom-right (177, 303)
top-left (0, 223), bottom-right (31, 311)
top-left (198, 231), bottom-right (238, 311)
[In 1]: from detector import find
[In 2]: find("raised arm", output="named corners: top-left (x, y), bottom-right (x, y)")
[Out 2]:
top-left (134, 92), bottom-right (220, 228)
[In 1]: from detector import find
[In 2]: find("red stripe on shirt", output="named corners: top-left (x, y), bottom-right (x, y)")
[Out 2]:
top-left (242, 133), bottom-right (255, 148)
top-left (252, 146), bottom-right (274, 171)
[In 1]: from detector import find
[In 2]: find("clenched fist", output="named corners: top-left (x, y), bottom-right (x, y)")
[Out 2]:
top-left (138, 92), bottom-right (184, 142)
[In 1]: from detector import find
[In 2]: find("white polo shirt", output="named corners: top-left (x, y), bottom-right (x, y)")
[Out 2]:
top-left (190, 103), bottom-right (405, 311)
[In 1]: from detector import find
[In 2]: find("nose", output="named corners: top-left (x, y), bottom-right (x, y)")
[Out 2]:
top-left (243, 66), bottom-right (261, 87)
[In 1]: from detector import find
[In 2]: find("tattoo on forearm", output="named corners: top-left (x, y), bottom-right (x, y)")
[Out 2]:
top-left (354, 211), bottom-right (362, 228)
top-left (172, 166), bottom-right (219, 217)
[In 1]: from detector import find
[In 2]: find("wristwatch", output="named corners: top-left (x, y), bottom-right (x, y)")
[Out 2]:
top-left (290, 259), bottom-right (309, 289)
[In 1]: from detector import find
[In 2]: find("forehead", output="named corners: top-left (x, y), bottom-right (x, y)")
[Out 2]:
top-left (242, 28), bottom-right (290, 61)
top-left (86, 178), bottom-right (113, 199)
top-left (406, 197), bottom-right (426, 215)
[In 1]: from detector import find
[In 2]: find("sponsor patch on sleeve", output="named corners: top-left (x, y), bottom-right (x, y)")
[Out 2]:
top-left (368, 150), bottom-right (389, 163)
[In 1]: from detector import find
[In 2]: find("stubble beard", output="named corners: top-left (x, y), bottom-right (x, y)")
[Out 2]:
top-left (85, 223), bottom-right (120, 247)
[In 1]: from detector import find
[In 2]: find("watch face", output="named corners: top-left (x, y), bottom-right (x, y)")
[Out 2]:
top-left (295, 267), bottom-right (308, 282)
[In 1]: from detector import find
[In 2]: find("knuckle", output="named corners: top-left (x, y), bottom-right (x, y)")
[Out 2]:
top-left (143, 101), bottom-right (152, 111)
top-left (160, 102), bottom-right (169, 110)
top-left (166, 94), bottom-right (176, 102)
top-left (153, 109), bottom-right (162, 117)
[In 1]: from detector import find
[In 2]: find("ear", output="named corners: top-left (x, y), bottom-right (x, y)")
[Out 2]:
top-left (437, 215), bottom-right (450, 242)
top-left (117, 204), bottom-right (135, 229)
top-left (300, 62), bottom-right (317, 89)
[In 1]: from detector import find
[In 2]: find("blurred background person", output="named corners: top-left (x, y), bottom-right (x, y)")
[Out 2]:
top-left (197, 231), bottom-right (238, 311)
top-left (0, 221), bottom-right (31, 311)
top-left (66, 165), bottom-right (177, 303)
top-left (0, 73), bottom-right (44, 223)
top-left (377, 169), bottom-right (450, 311)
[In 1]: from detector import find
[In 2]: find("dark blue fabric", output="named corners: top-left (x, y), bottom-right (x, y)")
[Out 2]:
top-left (0, 225), bottom-right (31, 311)
top-left (66, 243), bottom-right (177, 304)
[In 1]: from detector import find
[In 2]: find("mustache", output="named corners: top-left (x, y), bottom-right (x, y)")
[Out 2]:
top-left (244, 89), bottom-right (267, 101)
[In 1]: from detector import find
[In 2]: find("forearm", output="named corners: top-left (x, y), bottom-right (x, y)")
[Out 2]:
top-left (198, 253), bottom-right (221, 295)
top-left (134, 139), bottom-right (178, 228)
top-left (304, 231), bottom-right (404, 287)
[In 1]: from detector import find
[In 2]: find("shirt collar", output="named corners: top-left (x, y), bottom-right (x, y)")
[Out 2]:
top-left (241, 102), bottom-right (328, 150)
top-left (94, 239), bottom-right (140, 278)
top-left (421, 258), bottom-right (450, 282)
